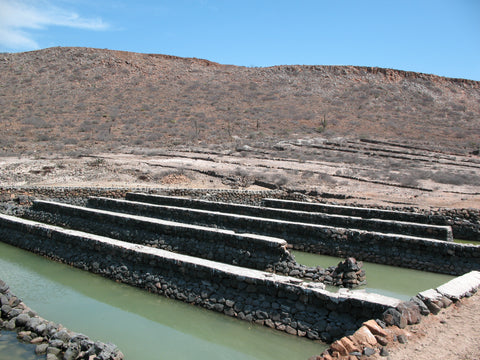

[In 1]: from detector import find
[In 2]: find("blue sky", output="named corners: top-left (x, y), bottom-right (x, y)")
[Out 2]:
top-left (1, 0), bottom-right (479, 80)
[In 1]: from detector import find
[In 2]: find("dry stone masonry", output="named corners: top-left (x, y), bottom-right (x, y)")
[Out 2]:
top-left (124, 193), bottom-right (453, 240)
top-left (24, 200), bottom-right (365, 286)
top-left (0, 279), bottom-right (124, 360)
top-left (0, 213), bottom-right (395, 343)
top-left (0, 189), bottom-right (479, 360)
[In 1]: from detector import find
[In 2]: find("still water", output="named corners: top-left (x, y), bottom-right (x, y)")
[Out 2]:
top-left (291, 251), bottom-right (455, 301)
top-left (0, 242), bottom-right (326, 360)
top-left (0, 331), bottom-right (41, 360)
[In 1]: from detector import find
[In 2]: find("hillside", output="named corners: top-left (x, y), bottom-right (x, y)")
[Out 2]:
top-left (1, 47), bottom-right (479, 155)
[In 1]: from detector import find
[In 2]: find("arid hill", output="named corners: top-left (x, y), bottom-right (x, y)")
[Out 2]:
top-left (0, 47), bottom-right (479, 155)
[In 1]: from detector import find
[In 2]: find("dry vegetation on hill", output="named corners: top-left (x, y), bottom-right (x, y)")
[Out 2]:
top-left (0, 47), bottom-right (479, 209)
top-left (1, 47), bottom-right (479, 155)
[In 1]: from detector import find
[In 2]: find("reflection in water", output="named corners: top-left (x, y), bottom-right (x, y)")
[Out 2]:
top-left (0, 241), bottom-right (326, 360)
top-left (291, 250), bottom-right (455, 301)
top-left (0, 331), bottom-right (41, 360)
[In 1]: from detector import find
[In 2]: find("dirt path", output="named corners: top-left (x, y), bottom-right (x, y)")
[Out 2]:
top-left (380, 292), bottom-right (480, 360)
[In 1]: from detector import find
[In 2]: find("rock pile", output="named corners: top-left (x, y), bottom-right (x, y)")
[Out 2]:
top-left (0, 279), bottom-right (124, 360)
top-left (327, 258), bottom-right (366, 288)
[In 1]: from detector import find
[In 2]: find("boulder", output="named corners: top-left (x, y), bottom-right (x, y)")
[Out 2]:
top-left (383, 308), bottom-right (407, 329)
top-left (396, 301), bottom-right (421, 325)
top-left (15, 313), bottom-right (31, 327)
top-left (351, 325), bottom-right (377, 346)
top-left (411, 296), bottom-right (430, 316)
top-left (363, 319), bottom-right (388, 337)
top-left (35, 343), bottom-right (49, 355)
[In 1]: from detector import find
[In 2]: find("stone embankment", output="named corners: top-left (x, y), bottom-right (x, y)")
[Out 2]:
top-left (0, 213), bottom-right (395, 343)
top-left (0, 279), bottom-right (124, 360)
top-left (124, 193), bottom-right (453, 240)
top-left (89, 195), bottom-right (478, 276)
top-left (0, 186), bottom-right (478, 240)
top-left (0, 189), bottom-right (479, 359)
top-left (263, 198), bottom-right (480, 241)
top-left (313, 271), bottom-right (480, 359)
top-left (24, 200), bottom-right (365, 287)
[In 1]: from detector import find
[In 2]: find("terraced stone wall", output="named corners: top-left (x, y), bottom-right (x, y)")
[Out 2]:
top-left (0, 215), bottom-right (398, 343)
top-left (262, 199), bottom-right (480, 241)
top-left (88, 196), bottom-right (479, 276)
top-left (123, 193), bottom-right (452, 241)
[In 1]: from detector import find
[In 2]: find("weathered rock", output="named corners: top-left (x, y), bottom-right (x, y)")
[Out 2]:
top-left (47, 346), bottom-right (62, 356)
top-left (363, 319), bottom-right (388, 337)
top-left (439, 296), bottom-right (453, 308)
top-left (15, 313), bottom-right (31, 327)
top-left (35, 343), bottom-right (49, 355)
top-left (31, 336), bottom-right (45, 344)
top-left (351, 326), bottom-right (377, 346)
top-left (411, 296), bottom-right (430, 316)
top-left (339, 337), bottom-right (361, 354)
top-left (397, 334), bottom-right (408, 344)
top-left (5, 318), bottom-right (16, 330)
top-left (25, 317), bottom-right (43, 331)
top-left (383, 308), bottom-right (407, 329)
top-left (375, 335), bottom-right (388, 346)
top-left (0, 280), bottom-right (9, 293)
top-left (380, 347), bottom-right (389, 357)
top-left (52, 329), bottom-right (71, 343)
top-left (330, 340), bottom-right (348, 356)
top-left (397, 301), bottom-right (421, 325)
top-left (425, 300), bottom-right (442, 315)
top-left (63, 344), bottom-right (80, 360)
top-left (49, 339), bottom-right (65, 349)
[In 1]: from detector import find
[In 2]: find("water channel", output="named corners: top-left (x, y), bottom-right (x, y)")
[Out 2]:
top-left (0, 241), bottom-right (325, 360)
top-left (290, 251), bottom-right (455, 301)
top-left (1, 242), bottom-right (455, 360)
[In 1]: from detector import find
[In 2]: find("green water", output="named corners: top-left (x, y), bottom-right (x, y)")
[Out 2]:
top-left (0, 242), bottom-right (326, 360)
top-left (291, 251), bottom-right (455, 301)
top-left (454, 239), bottom-right (480, 245)
top-left (0, 332), bottom-right (41, 360)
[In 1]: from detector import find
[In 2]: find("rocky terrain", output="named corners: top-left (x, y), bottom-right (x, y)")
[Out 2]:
top-left (0, 47), bottom-right (479, 156)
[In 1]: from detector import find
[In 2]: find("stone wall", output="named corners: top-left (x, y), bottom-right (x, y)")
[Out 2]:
top-left (26, 200), bottom-right (365, 287)
top-left (0, 186), bottom-right (477, 240)
top-left (87, 197), bottom-right (478, 276)
top-left (263, 198), bottom-right (480, 241)
top-left (0, 214), bottom-right (399, 343)
top-left (316, 271), bottom-right (480, 359)
top-left (123, 193), bottom-right (452, 241)
top-left (0, 186), bottom-right (291, 206)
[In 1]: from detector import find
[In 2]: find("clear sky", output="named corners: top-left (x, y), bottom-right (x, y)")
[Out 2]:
top-left (1, 0), bottom-right (479, 80)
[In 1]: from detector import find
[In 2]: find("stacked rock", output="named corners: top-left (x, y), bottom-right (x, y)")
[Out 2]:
top-left (327, 258), bottom-right (367, 288)
top-left (0, 279), bottom-right (124, 360)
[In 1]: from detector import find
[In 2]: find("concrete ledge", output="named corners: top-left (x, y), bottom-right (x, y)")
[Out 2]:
top-left (436, 271), bottom-right (480, 299)
top-left (124, 193), bottom-right (453, 241)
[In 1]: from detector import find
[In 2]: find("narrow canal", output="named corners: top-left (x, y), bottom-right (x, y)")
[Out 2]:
top-left (0, 241), bottom-right (326, 360)
top-left (0, 242), bottom-right (456, 360)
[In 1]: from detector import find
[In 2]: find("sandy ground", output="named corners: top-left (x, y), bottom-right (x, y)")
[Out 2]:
top-left (374, 292), bottom-right (480, 360)
top-left (0, 151), bottom-right (479, 209)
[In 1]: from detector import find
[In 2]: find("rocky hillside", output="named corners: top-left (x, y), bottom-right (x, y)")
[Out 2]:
top-left (1, 47), bottom-right (479, 154)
